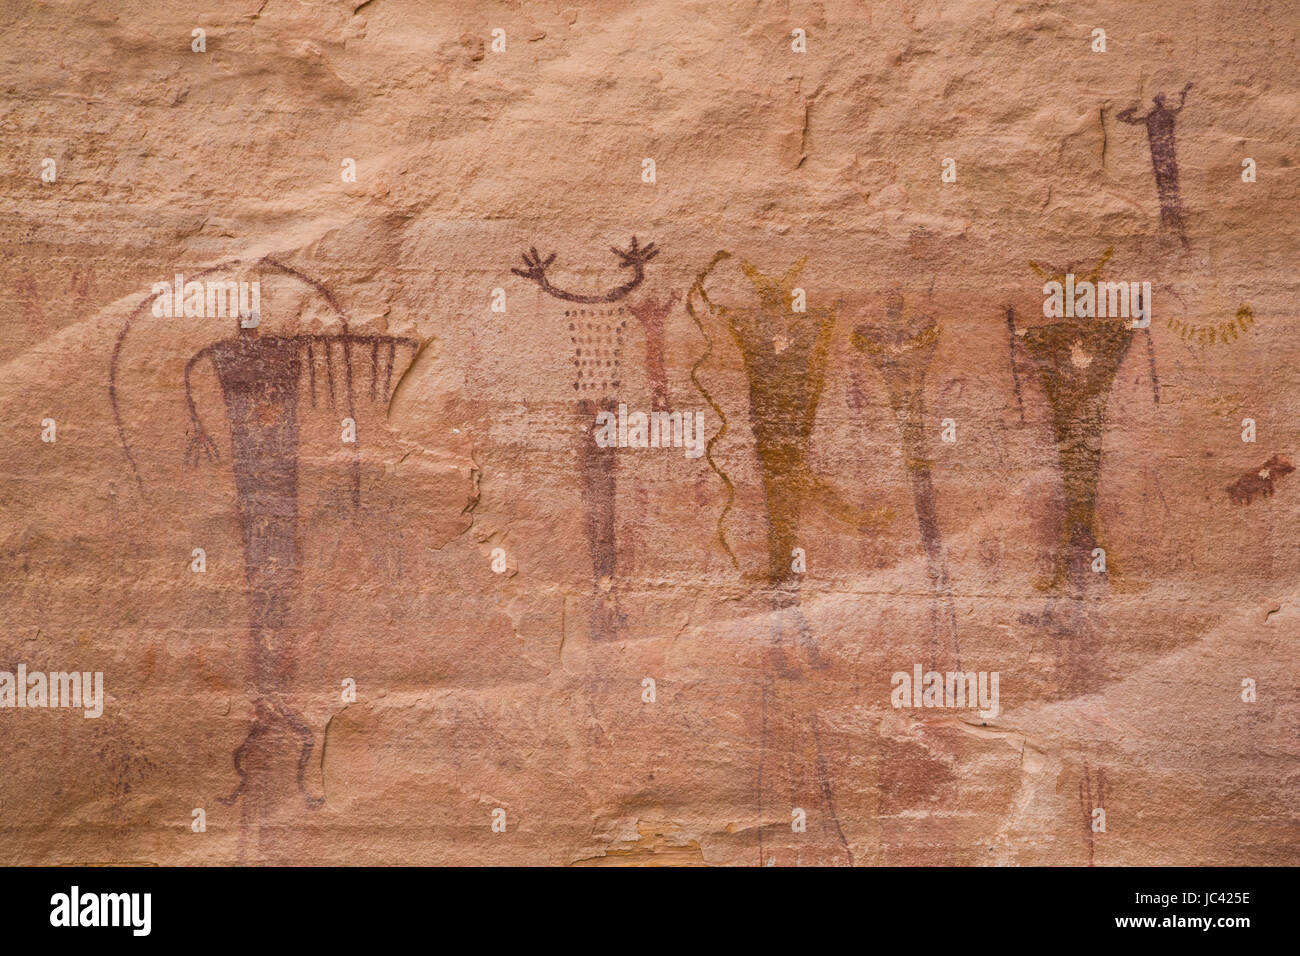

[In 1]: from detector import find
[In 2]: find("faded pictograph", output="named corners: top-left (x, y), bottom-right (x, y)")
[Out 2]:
top-left (1013, 316), bottom-right (1137, 591)
top-left (1166, 304), bottom-right (1255, 347)
top-left (111, 258), bottom-right (419, 852)
top-left (852, 295), bottom-right (960, 670)
top-left (1118, 83), bottom-right (1193, 245)
top-left (1078, 764), bottom-right (1108, 866)
top-left (1226, 454), bottom-right (1294, 505)
top-left (511, 236), bottom-right (660, 641)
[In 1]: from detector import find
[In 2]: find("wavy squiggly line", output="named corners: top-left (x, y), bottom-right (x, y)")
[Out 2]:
top-left (685, 251), bottom-right (738, 570)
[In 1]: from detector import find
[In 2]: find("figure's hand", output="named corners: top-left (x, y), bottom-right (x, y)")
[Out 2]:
top-left (511, 246), bottom-right (557, 285)
top-left (611, 236), bottom-right (659, 270)
top-left (185, 426), bottom-right (219, 467)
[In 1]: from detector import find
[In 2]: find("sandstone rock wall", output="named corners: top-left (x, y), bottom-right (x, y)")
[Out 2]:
top-left (0, 0), bottom-right (1296, 864)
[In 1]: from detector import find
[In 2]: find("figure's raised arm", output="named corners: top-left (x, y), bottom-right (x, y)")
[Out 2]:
top-left (510, 236), bottom-right (658, 304)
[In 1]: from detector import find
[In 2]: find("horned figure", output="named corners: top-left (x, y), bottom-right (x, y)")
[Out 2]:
top-left (510, 236), bottom-right (661, 641)
top-left (1118, 83), bottom-right (1192, 245)
top-left (1010, 253), bottom-right (1157, 593)
top-left (111, 259), bottom-right (419, 853)
top-left (687, 252), bottom-right (888, 598)
top-left (852, 295), bottom-right (959, 670)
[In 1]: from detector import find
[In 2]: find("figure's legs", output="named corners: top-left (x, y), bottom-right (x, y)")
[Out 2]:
top-left (757, 681), bottom-right (853, 866)
top-left (755, 441), bottom-right (808, 591)
top-left (577, 398), bottom-right (623, 641)
top-left (900, 400), bottom-right (961, 671)
top-left (220, 687), bottom-right (322, 811)
top-left (225, 503), bottom-right (320, 813)
top-left (755, 589), bottom-right (849, 866)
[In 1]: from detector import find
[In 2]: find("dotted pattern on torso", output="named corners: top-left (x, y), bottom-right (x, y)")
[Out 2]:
top-left (569, 306), bottom-right (625, 399)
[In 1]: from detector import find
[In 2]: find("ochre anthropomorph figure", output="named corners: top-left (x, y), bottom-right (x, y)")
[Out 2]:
top-left (1012, 252), bottom-right (1158, 593)
top-left (187, 325), bottom-right (418, 812)
top-left (688, 252), bottom-right (889, 597)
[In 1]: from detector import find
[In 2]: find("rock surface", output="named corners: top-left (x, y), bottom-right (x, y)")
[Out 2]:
top-left (0, 0), bottom-right (1296, 865)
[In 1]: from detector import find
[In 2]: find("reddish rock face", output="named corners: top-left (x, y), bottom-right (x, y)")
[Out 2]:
top-left (0, 0), bottom-right (1295, 867)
